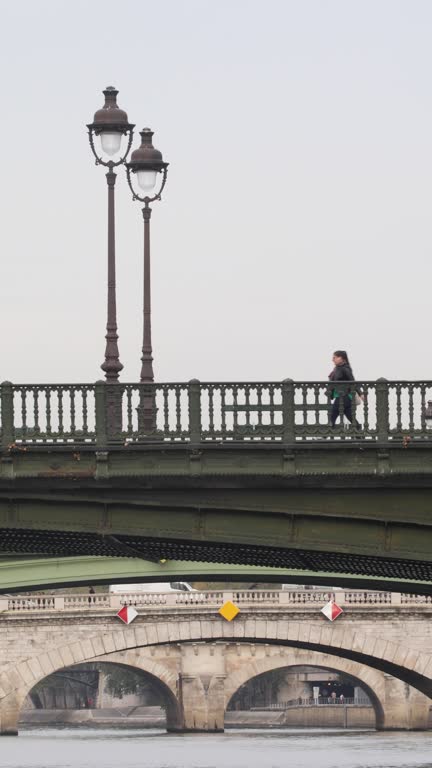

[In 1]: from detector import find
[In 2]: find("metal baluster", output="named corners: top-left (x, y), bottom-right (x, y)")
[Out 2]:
top-left (70, 388), bottom-right (76, 437)
top-left (175, 386), bottom-right (181, 436)
top-left (21, 389), bottom-right (27, 437)
top-left (153, 385), bottom-right (160, 433)
top-left (396, 385), bottom-right (402, 434)
top-left (314, 384), bottom-right (319, 428)
top-left (208, 386), bottom-right (214, 436)
top-left (58, 388), bottom-right (64, 439)
top-left (245, 385), bottom-right (251, 432)
top-left (233, 387), bottom-right (238, 435)
top-left (33, 387), bottom-right (39, 436)
top-left (363, 384), bottom-right (369, 434)
top-left (163, 387), bottom-right (169, 434)
top-left (46, 389), bottom-right (52, 436)
top-left (221, 387), bottom-right (226, 436)
top-left (338, 387), bottom-right (345, 437)
top-left (408, 383), bottom-right (414, 432)
top-left (126, 387), bottom-right (133, 434)
top-left (302, 384), bottom-right (307, 427)
top-left (349, 384), bottom-right (357, 436)
top-left (82, 389), bottom-right (88, 435)
top-left (269, 385), bottom-right (275, 432)
top-left (257, 386), bottom-right (262, 429)
top-left (420, 383), bottom-right (426, 435)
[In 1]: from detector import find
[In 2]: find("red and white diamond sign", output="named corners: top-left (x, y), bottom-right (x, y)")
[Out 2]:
top-left (116, 605), bottom-right (138, 625)
top-left (321, 600), bottom-right (343, 622)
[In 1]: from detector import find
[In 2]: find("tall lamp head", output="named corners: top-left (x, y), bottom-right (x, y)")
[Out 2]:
top-left (87, 86), bottom-right (134, 165)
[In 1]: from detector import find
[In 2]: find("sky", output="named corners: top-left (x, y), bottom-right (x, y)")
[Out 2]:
top-left (1, 0), bottom-right (431, 384)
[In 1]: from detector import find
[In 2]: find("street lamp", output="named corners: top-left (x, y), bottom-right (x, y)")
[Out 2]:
top-left (126, 128), bottom-right (169, 384)
top-left (87, 87), bottom-right (134, 382)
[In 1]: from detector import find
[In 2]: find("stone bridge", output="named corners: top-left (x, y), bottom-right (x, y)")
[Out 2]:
top-left (1, 588), bottom-right (432, 734)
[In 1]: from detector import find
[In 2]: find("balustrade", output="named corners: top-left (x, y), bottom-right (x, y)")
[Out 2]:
top-left (1, 379), bottom-right (432, 446)
top-left (257, 697), bottom-right (372, 710)
top-left (2, 589), bottom-right (432, 614)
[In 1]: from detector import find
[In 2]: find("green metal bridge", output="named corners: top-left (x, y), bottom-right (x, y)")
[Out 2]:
top-left (1, 378), bottom-right (432, 592)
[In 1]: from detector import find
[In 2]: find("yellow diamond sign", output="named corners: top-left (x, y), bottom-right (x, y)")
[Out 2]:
top-left (219, 600), bottom-right (240, 622)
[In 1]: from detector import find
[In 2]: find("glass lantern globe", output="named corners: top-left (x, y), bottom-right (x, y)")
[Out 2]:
top-left (136, 169), bottom-right (157, 192)
top-left (100, 132), bottom-right (123, 157)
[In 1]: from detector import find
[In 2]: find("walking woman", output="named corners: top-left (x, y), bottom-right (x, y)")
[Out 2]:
top-left (328, 350), bottom-right (363, 427)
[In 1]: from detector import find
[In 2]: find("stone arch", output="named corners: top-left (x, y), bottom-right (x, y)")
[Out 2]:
top-left (1, 615), bottom-right (432, 733)
top-left (0, 646), bottom-right (182, 735)
top-left (25, 654), bottom-right (182, 731)
top-left (223, 647), bottom-right (386, 729)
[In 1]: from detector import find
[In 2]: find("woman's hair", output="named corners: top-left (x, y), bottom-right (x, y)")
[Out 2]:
top-left (334, 350), bottom-right (350, 365)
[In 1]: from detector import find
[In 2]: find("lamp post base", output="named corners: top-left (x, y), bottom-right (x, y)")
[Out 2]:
top-left (137, 388), bottom-right (158, 436)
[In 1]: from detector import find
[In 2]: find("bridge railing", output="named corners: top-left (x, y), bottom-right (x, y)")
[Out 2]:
top-left (252, 697), bottom-right (372, 710)
top-left (1, 379), bottom-right (432, 446)
top-left (2, 589), bottom-right (432, 613)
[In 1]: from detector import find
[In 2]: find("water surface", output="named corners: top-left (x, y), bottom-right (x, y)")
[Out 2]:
top-left (2, 727), bottom-right (432, 768)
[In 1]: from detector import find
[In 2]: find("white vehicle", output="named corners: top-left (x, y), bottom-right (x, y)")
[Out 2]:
top-left (109, 581), bottom-right (194, 594)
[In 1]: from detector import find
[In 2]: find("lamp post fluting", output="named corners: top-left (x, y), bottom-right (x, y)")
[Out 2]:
top-left (126, 128), bottom-right (169, 383)
top-left (87, 87), bottom-right (134, 382)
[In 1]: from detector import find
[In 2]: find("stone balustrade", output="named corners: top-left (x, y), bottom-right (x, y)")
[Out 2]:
top-left (1, 588), bottom-right (432, 614)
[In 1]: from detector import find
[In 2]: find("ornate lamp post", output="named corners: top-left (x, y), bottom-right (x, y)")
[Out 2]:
top-left (126, 128), bottom-right (169, 382)
top-left (126, 129), bottom-right (168, 432)
top-left (87, 87), bottom-right (134, 382)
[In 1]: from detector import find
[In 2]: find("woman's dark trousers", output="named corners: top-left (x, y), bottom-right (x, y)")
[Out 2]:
top-left (331, 395), bottom-right (356, 427)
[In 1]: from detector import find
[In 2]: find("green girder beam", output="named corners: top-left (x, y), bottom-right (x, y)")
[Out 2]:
top-left (2, 442), bottom-right (432, 589)
top-left (2, 556), bottom-right (432, 594)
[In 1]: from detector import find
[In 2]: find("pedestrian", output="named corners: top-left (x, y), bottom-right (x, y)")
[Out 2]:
top-left (328, 350), bottom-right (363, 428)
top-left (88, 586), bottom-right (95, 604)
top-left (339, 693), bottom-right (345, 704)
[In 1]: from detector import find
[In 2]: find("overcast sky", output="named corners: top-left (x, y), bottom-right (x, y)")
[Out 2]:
top-left (1, 1), bottom-right (431, 383)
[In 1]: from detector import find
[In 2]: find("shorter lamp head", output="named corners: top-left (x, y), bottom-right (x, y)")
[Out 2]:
top-left (127, 128), bottom-right (168, 192)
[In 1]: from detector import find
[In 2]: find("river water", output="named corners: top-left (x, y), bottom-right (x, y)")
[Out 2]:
top-left (1, 728), bottom-right (432, 768)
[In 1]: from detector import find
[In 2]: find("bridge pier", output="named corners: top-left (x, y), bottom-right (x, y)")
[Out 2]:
top-left (177, 644), bottom-right (225, 732)
top-left (380, 676), bottom-right (430, 731)
top-left (0, 694), bottom-right (21, 736)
